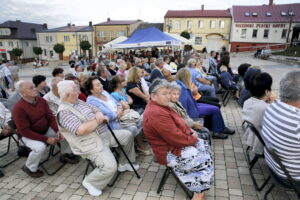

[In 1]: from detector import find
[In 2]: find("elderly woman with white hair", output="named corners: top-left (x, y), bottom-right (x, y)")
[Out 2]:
top-left (43, 77), bottom-right (63, 115)
top-left (108, 61), bottom-right (118, 76)
top-left (262, 70), bottom-right (300, 186)
top-left (143, 79), bottom-right (214, 200)
top-left (56, 80), bottom-right (139, 197)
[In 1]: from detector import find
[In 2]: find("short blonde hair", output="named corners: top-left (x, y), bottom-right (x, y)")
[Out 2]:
top-left (175, 68), bottom-right (192, 90)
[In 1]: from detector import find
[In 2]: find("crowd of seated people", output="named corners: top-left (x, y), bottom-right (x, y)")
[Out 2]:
top-left (0, 50), bottom-right (298, 199)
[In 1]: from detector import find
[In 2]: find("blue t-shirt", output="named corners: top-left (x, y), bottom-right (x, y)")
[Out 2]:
top-left (188, 67), bottom-right (203, 88)
top-left (111, 88), bottom-right (128, 102)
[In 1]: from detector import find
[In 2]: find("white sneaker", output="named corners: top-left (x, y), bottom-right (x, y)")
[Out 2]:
top-left (82, 179), bottom-right (102, 196)
top-left (118, 163), bottom-right (140, 172)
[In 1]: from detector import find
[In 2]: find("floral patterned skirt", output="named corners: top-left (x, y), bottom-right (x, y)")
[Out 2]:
top-left (166, 139), bottom-right (214, 193)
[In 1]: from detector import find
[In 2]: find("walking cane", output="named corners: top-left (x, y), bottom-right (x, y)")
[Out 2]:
top-left (107, 124), bottom-right (140, 179)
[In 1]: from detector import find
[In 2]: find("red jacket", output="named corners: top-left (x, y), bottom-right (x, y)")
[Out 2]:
top-left (13, 97), bottom-right (58, 143)
top-left (143, 101), bottom-right (197, 165)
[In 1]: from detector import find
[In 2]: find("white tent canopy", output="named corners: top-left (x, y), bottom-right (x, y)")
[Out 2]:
top-left (103, 36), bottom-right (128, 49)
top-left (164, 33), bottom-right (192, 45)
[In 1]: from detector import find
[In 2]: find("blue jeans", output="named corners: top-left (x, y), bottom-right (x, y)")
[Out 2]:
top-left (206, 75), bottom-right (219, 91)
top-left (198, 84), bottom-right (216, 97)
top-left (196, 103), bottom-right (225, 132)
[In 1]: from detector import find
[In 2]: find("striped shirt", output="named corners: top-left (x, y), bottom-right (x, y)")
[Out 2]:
top-left (262, 100), bottom-right (300, 179)
top-left (58, 101), bottom-right (108, 135)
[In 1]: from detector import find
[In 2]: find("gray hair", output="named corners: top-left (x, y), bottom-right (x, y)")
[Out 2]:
top-left (280, 70), bottom-right (300, 102)
top-left (57, 80), bottom-right (76, 100)
top-left (187, 58), bottom-right (196, 67)
top-left (51, 77), bottom-right (63, 87)
top-left (149, 79), bottom-right (171, 94)
top-left (15, 80), bottom-right (26, 91)
top-left (169, 81), bottom-right (181, 92)
top-left (155, 58), bottom-right (164, 66)
top-left (18, 80), bottom-right (31, 93)
top-left (109, 61), bottom-right (116, 67)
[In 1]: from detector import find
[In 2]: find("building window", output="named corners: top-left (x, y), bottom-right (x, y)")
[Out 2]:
top-left (80, 35), bottom-right (88, 41)
top-left (110, 31), bottom-right (114, 39)
top-left (244, 12), bottom-right (250, 16)
top-left (25, 41), bottom-right (30, 47)
top-left (187, 21), bottom-right (192, 29)
top-left (281, 29), bottom-right (287, 38)
top-left (8, 41), bottom-right (13, 47)
top-left (175, 21), bottom-right (181, 30)
top-left (50, 50), bottom-right (54, 57)
top-left (97, 31), bottom-right (106, 40)
top-left (198, 20), bottom-right (203, 28)
top-left (44, 49), bottom-right (47, 56)
top-left (117, 31), bottom-right (126, 37)
top-left (219, 21), bottom-right (225, 28)
top-left (64, 35), bottom-right (70, 42)
top-left (209, 20), bottom-right (215, 28)
top-left (266, 12), bottom-right (272, 16)
top-left (46, 36), bottom-right (52, 42)
top-left (252, 29), bottom-right (258, 38)
top-left (281, 12), bottom-right (287, 16)
top-left (263, 29), bottom-right (269, 38)
top-left (252, 12), bottom-right (258, 16)
top-left (195, 37), bottom-right (202, 45)
top-left (0, 42), bottom-right (2, 46)
top-left (241, 29), bottom-right (247, 38)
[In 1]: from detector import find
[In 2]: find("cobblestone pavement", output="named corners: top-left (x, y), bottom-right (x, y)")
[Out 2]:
top-left (0, 54), bottom-right (299, 200)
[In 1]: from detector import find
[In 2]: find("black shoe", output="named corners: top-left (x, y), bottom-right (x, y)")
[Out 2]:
top-left (22, 165), bottom-right (44, 178)
top-left (60, 154), bottom-right (80, 164)
top-left (222, 127), bottom-right (235, 135)
top-left (212, 132), bottom-right (228, 139)
top-left (0, 170), bottom-right (4, 178)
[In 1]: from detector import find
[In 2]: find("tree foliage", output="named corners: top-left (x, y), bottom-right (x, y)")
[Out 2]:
top-left (53, 43), bottom-right (65, 54)
top-left (32, 47), bottom-right (43, 55)
top-left (180, 31), bottom-right (190, 40)
top-left (80, 40), bottom-right (91, 51)
top-left (9, 48), bottom-right (23, 57)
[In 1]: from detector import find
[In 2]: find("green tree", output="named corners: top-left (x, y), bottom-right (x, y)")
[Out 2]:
top-left (9, 48), bottom-right (23, 63)
top-left (180, 31), bottom-right (190, 40)
top-left (53, 43), bottom-right (65, 60)
top-left (80, 40), bottom-right (91, 56)
top-left (32, 47), bottom-right (43, 59)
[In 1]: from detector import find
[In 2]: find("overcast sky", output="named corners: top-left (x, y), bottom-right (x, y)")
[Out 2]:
top-left (1, 0), bottom-right (299, 28)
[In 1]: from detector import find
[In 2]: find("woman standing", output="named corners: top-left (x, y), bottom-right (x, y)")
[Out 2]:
top-left (143, 79), bottom-right (214, 200)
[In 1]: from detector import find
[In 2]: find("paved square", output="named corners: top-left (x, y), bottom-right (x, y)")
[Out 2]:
top-left (0, 53), bottom-right (299, 200)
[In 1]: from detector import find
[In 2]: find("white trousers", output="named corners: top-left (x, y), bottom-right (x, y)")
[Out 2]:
top-left (22, 128), bottom-right (72, 172)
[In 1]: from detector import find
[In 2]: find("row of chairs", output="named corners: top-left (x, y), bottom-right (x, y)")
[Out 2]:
top-left (243, 120), bottom-right (300, 199)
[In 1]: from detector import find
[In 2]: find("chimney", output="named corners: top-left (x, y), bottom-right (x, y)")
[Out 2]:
top-left (107, 18), bottom-right (111, 22)
top-left (16, 19), bottom-right (21, 22)
top-left (89, 21), bottom-right (92, 26)
top-left (72, 24), bottom-right (75, 26)
top-left (67, 23), bottom-right (71, 27)
top-left (201, 4), bottom-right (204, 10)
top-left (42, 23), bottom-right (48, 29)
top-left (269, 0), bottom-right (273, 5)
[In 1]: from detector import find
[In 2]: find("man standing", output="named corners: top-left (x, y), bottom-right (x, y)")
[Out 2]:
top-left (13, 81), bottom-right (77, 178)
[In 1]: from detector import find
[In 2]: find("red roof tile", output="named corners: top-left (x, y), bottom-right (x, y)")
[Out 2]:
top-left (94, 20), bottom-right (141, 26)
top-left (232, 3), bottom-right (300, 23)
top-left (164, 9), bottom-right (231, 18)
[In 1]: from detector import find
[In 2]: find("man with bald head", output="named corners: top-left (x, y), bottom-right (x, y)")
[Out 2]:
top-left (13, 81), bottom-right (65, 177)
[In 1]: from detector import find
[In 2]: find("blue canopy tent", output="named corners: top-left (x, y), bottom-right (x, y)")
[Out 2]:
top-left (112, 27), bottom-right (181, 49)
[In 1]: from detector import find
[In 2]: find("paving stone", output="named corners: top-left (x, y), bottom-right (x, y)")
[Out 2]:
top-left (162, 189), bottom-right (175, 197)
top-left (58, 188), bottom-right (76, 199)
top-left (215, 169), bottom-right (227, 180)
top-left (133, 192), bottom-right (147, 200)
top-left (120, 194), bottom-right (134, 200)
top-left (54, 184), bottom-right (68, 193)
top-left (215, 180), bottom-right (228, 189)
top-left (229, 196), bottom-right (243, 200)
top-left (19, 183), bottom-right (37, 194)
top-left (229, 189), bottom-right (243, 196)
top-left (215, 188), bottom-right (229, 197)
top-left (68, 195), bottom-right (82, 200)
top-left (228, 177), bottom-right (242, 189)
top-left (110, 188), bottom-right (124, 198)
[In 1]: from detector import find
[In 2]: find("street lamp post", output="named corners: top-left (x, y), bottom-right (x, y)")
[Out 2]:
top-left (286, 8), bottom-right (294, 47)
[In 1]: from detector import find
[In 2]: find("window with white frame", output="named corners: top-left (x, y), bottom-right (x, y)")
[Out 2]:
top-left (50, 50), bottom-right (54, 57)
top-left (195, 37), bottom-right (202, 45)
top-left (187, 20), bottom-right (192, 29)
top-left (44, 49), bottom-right (47, 56)
top-left (80, 35), bottom-right (88, 41)
top-left (110, 31), bottom-right (114, 39)
top-left (219, 21), bottom-right (225, 28)
top-left (64, 35), bottom-right (70, 42)
top-left (252, 29), bottom-right (258, 38)
top-left (8, 41), bottom-right (13, 47)
top-left (209, 20), bottom-right (215, 28)
top-left (117, 31), bottom-right (126, 37)
top-left (0, 41), bottom-right (3, 46)
top-left (241, 29), bottom-right (247, 38)
top-left (175, 21), bottom-right (181, 30)
top-left (25, 41), bottom-right (29, 47)
top-left (45, 36), bottom-right (52, 42)
top-left (97, 31), bottom-right (106, 39)
top-left (198, 20), bottom-right (203, 28)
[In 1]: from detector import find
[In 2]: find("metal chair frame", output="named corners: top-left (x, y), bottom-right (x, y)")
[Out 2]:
top-left (0, 133), bottom-right (21, 168)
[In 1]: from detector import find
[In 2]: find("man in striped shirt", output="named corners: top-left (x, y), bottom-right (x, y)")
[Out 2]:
top-left (262, 70), bottom-right (300, 183)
